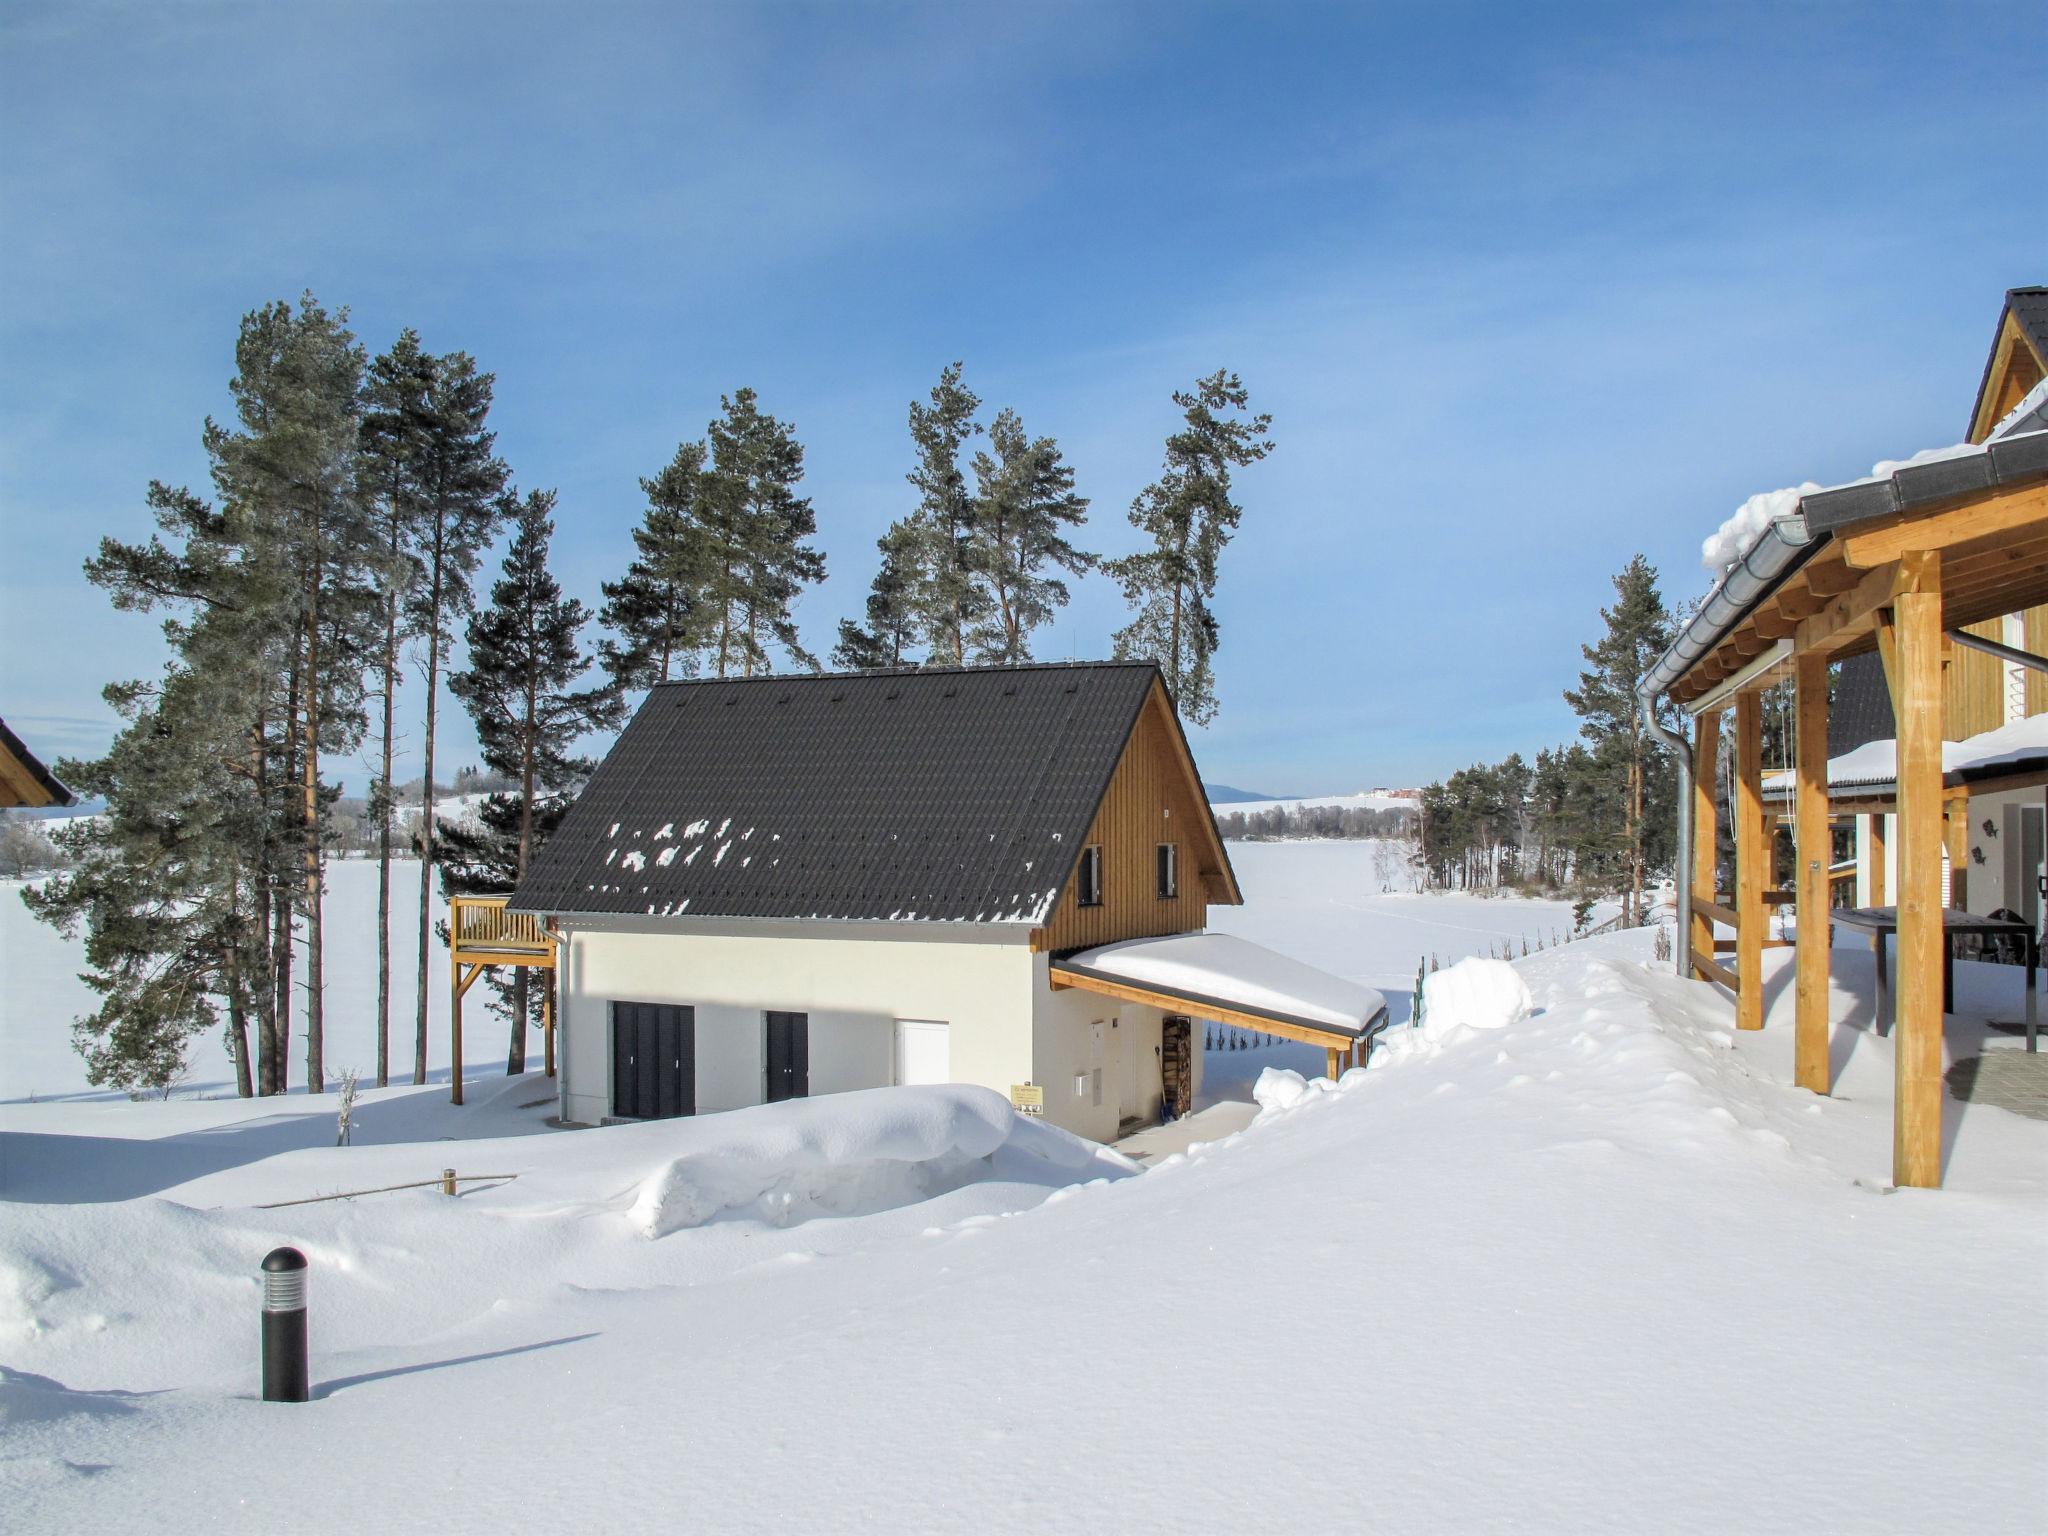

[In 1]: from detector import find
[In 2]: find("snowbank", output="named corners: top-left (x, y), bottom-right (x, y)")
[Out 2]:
top-left (627, 1085), bottom-right (1114, 1237)
top-left (1420, 956), bottom-right (1533, 1033)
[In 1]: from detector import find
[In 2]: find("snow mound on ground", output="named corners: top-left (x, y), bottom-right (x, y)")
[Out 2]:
top-left (626, 1086), bottom-right (1117, 1238)
top-left (1253, 1067), bottom-right (1333, 1114)
top-left (1422, 957), bottom-right (1533, 1034)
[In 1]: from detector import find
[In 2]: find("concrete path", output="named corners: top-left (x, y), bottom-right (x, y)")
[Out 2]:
top-left (1947, 1050), bottom-right (2048, 1121)
top-left (1113, 1100), bottom-right (1260, 1163)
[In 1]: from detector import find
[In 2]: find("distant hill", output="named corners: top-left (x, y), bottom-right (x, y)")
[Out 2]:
top-left (1202, 783), bottom-right (1287, 804)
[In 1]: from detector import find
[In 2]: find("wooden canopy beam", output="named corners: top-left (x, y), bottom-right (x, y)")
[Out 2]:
top-left (1840, 483), bottom-right (2048, 570)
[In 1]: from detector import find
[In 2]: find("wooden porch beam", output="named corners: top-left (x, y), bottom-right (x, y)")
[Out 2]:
top-left (1690, 711), bottom-right (1721, 976)
top-left (1891, 550), bottom-right (1945, 1188)
top-left (1794, 651), bottom-right (1831, 1094)
top-left (1840, 483), bottom-right (2048, 570)
top-left (1734, 690), bottom-right (1766, 1032)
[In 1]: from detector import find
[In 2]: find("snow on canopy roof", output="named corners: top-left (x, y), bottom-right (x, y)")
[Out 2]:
top-left (1764, 711), bottom-right (2048, 794)
top-left (1699, 394), bottom-right (2048, 578)
top-left (1058, 932), bottom-right (1389, 1038)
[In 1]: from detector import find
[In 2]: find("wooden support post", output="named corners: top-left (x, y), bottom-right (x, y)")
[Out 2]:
top-left (1868, 812), bottom-right (1887, 906)
top-left (1890, 553), bottom-right (1945, 1188)
top-left (451, 954), bottom-right (464, 1107)
top-left (1794, 652), bottom-right (1832, 1094)
top-left (450, 960), bottom-right (484, 1107)
top-left (1735, 691), bottom-right (1766, 1031)
top-left (1691, 709), bottom-right (1722, 976)
top-left (1326, 1046), bottom-right (1343, 1081)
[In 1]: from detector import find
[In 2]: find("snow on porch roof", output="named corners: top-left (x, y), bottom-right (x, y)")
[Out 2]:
top-left (1053, 933), bottom-right (1390, 1041)
top-left (1763, 710), bottom-right (2048, 797)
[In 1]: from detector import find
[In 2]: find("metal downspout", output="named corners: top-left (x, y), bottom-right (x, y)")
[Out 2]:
top-left (1640, 687), bottom-right (1692, 976)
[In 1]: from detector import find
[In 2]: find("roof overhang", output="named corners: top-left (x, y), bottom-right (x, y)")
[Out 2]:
top-left (1646, 431), bottom-right (2048, 712)
top-left (0, 718), bottom-right (75, 810)
top-left (1050, 934), bottom-right (1391, 1051)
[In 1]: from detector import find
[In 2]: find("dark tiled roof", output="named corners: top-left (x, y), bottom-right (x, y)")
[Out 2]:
top-left (1827, 653), bottom-right (1894, 758)
top-left (2010, 287), bottom-right (2048, 361)
top-left (512, 662), bottom-right (1166, 924)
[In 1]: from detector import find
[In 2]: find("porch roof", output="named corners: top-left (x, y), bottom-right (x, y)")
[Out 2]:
top-left (1051, 932), bottom-right (1389, 1048)
top-left (1762, 711), bottom-right (2048, 802)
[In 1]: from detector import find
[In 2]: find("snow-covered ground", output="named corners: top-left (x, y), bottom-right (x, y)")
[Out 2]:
top-left (3, 845), bottom-right (2043, 1532)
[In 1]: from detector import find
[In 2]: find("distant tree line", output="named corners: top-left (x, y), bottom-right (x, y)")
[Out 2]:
top-left (24, 292), bottom-right (1280, 1098)
top-left (1213, 804), bottom-right (1414, 841)
top-left (1415, 555), bottom-right (1680, 924)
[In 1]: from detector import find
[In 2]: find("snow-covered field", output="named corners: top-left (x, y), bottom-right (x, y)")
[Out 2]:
top-left (3, 845), bottom-right (2043, 1532)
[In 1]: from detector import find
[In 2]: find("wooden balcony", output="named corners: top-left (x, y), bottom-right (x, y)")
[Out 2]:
top-left (449, 895), bottom-right (563, 1105)
top-left (449, 894), bottom-right (558, 969)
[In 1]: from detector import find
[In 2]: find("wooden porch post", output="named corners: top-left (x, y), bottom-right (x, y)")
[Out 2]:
top-left (450, 951), bottom-right (465, 1106)
top-left (1734, 690), bottom-right (1766, 1031)
top-left (1326, 1046), bottom-right (1343, 1081)
top-left (1868, 813), bottom-right (1887, 905)
top-left (1891, 552), bottom-right (1946, 1188)
top-left (1691, 709), bottom-right (1722, 977)
top-left (1794, 652), bottom-right (1832, 1092)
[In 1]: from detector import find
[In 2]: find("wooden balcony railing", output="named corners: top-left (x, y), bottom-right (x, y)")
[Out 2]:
top-left (449, 894), bottom-right (558, 964)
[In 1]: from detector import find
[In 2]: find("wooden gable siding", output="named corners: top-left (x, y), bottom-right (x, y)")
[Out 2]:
top-left (1941, 605), bottom-right (2048, 735)
top-left (1969, 308), bottom-right (2045, 444)
top-left (1032, 683), bottom-right (1227, 953)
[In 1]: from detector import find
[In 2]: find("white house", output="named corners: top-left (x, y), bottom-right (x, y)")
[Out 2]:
top-left (507, 661), bottom-right (1388, 1143)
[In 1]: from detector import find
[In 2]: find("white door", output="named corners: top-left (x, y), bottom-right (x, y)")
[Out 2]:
top-left (893, 1020), bottom-right (950, 1085)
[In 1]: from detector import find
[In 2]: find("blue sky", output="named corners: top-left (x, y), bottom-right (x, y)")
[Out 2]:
top-left (2, 2), bottom-right (2041, 796)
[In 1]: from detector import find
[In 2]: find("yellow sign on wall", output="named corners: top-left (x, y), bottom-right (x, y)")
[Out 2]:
top-left (1009, 1083), bottom-right (1044, 1117)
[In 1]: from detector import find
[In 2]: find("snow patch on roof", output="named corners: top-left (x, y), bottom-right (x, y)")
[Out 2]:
top-left (1701, 484), bottom-right (1821, 575)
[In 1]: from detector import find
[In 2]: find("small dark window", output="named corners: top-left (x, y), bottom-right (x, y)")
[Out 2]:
top-left (1156, 842), bottom-right (1178, 900)
top-left (1078, 844), bottom-right (1103, 907)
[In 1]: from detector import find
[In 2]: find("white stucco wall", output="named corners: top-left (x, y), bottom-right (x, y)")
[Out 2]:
top-left (1962, 785), bottom-right (2048, 922)
top-left (1029, 954), bottom-right (1203, 1143)
top-left (553, 917), bottom-right (1038, 1129)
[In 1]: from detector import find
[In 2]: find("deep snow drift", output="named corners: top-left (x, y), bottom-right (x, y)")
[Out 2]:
top-left (2, 844), bottom-right (2042, 1533)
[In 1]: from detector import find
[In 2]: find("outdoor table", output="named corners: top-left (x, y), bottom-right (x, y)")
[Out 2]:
top-left (1829, 906), bottom-right (2038, 1051)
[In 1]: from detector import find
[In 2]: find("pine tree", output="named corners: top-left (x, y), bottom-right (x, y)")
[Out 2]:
top-left (600, 440), bottom-right (710, 691)
top-left (398, 346), bottom-right (508, 1084)
top-left (449, 490), bottom-right (623, 1072)
top-left (966, 408), bottom-right (1091, 663)
top-left (902, 363), bottom-right (985, 664)
top-left (1563, 555), bottom-right (1676, 926)
top-left (1106, 370), bottom-right (1272, 725)
top-left (207, 294), bottom-right (380, 1095)
top-left (705, 389), bottom-right (825, 676)
top-left (24, 658), bottom-right (274, 1097)
top-left (832, 521), bottom-right (922, 670)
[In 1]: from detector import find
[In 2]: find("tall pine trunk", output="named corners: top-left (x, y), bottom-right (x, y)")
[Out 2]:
top-left (508, 650), bottom-right (537, 1075)
top-left (302, 595), bottom-right (326, 1096)
top-left (376, 586), bottom-right (398, 1087)
top-left (415, 545), bottom-right (444, 1085)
